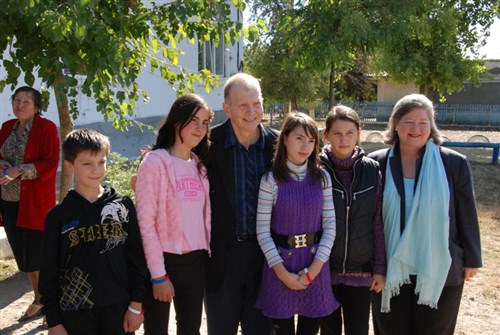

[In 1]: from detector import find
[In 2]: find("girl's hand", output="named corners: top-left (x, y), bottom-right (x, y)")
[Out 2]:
top-left (152, 278), bottom-right (175, 303)
top-left (298, 259), bottom-right (324, 283)
top-left (273, 263), bottom-right (307, 290)
top-left (298, 272), bottom-right (311, 287)
top-left (370, 274), bottom-right (386, 293)
top-left (48, 324), bottom-right (69, 335)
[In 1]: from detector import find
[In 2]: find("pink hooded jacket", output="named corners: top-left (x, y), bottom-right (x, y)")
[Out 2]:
top-left (135, 149), bottom-right (211, 278)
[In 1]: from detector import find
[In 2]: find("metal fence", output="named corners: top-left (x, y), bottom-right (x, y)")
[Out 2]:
top-left (265, 102), bottom-right (500, 128)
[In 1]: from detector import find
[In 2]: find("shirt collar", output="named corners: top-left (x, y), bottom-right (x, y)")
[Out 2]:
top-left (225, 122), bottom-right (265, 150)
top-left (13, 116), bottom-right (35, 132)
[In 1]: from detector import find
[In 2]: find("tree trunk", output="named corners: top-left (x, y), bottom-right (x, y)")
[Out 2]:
top-left (54, 71), bottom-right (74, 201)
top-left (419, 84), bottom-right (434, 100)
top-left (284, 101), bottom-right (291, 117)
top-left (328, 62), bottom-right (335, 110)
top-left (291, 98), bottom-right (298, 112)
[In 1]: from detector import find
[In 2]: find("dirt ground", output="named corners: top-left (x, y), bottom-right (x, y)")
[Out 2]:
top-left (1, 129), bottom-right (499, 335)
top-left (0, 271), bottom-right (185, 334)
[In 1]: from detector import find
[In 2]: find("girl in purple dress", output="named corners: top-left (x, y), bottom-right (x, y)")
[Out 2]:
top-left (256, 112), bottom-right (338, 335)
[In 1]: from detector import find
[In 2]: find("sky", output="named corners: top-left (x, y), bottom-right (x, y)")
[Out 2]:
top-left (478, 18), bottom-right (500, 59)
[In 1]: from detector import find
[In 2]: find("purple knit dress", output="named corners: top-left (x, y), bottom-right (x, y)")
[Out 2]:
top-left (256, 173), bottom-right (338, 319)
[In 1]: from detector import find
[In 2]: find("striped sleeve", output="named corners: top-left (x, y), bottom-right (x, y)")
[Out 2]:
top-left (256, 172), bottom-right (283, 268)
top-left (315, 169), bottom-right (336, 263)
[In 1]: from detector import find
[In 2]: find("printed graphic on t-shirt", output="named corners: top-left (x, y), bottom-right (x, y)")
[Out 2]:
top-left (176, 177), bottom-right (204, 202)
top-left (63, 201), bottom-right (129, 253)
top-left (60, 267), bottom-right (94, 311)
top-left (100, 201), bottom-right (129, 253)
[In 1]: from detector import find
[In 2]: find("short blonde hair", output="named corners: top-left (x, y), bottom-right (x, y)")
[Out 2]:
top-left (224, 73), bottom-right (262, 102)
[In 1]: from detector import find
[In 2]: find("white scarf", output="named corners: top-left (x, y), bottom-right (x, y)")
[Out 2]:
top-left (381, 140), bottom-right (451, 312)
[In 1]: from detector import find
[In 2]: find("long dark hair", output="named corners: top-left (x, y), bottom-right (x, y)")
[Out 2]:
top-left (153, 93), bottom-right (213, 174)
top-left (272, 112), bottom-right (323, 184)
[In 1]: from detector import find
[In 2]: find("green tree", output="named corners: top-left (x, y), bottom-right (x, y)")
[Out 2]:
top-left (371, 0), bottom-right (500, 98)
top-left (1, 0), bottom-right (255, 198)
top-left (298, 1), bottom-right (378, 108)
top-left (245, 31), bottom-right (329, 112)
top-left (247, 0), bottom-right (498, 107)
top-left (247, 0), bottom-right (378, 110)
top-left (245, 1), bottom-right (326, 112)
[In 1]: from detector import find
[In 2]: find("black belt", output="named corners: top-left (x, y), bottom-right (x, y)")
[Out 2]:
top-left (235, 234), bottom-right (257, 242)
top-left (272, 231), bottom-right (322, 249)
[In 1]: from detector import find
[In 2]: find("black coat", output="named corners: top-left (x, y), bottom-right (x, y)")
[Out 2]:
top-left (368, 145), bottom-right (482, 286)
top-left (205, 120), bottom-right (279, 292)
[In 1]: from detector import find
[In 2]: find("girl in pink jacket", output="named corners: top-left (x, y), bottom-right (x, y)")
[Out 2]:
top-left (135, 94), bottom-right (213, 335)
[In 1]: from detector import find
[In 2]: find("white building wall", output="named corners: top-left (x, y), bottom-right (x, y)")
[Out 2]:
top-left (0, 3), bottom-right (243, 126)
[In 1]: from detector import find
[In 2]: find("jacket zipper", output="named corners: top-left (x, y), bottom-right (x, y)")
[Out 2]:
top-left (325, 159), bottom-right (360, 273)
top-left (353, 186), bottom-right (375, 201)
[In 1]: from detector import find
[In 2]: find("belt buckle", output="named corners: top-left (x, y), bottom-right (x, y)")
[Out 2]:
top-left (294, 234), bottom-right (307, 248)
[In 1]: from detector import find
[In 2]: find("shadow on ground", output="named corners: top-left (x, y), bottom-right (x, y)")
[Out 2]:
top-left (0, 271), bottom-right (29, 310)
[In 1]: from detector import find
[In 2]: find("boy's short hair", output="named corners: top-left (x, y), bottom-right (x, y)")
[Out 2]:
top-left (62, 128), bottom-right (111, 163)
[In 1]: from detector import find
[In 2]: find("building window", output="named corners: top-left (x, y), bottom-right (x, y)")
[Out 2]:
top-left (198, 34), bottom-right (225, 76)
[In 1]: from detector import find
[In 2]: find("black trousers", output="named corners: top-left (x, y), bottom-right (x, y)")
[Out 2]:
top-left (143, 250), bottom-right (206, 335)
top-left (61, 303), bottom-right (132, 335)
top-left (320, 285), bottom-right (371, 335)
top-left (371, 279), bottom-right (464, 335)
top-left (204, 240), bottom-right (272, 335)
top-left (272, 316), bottom-right (320, 335)
top-left (1, 200), bottom-right (43, 272)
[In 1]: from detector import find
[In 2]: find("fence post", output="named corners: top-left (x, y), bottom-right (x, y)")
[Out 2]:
top-left (488, 105), bottom-right (492, 127)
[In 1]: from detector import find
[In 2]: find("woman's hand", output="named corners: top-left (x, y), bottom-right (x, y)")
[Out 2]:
top-left (152, 277), bottom-right (175, 302)
top-left (463, 267), bottom-right (479, 281)
top-left (370, 274), bottom-right (386, 293)
top-left (0, 164), bottom-right (17, 185)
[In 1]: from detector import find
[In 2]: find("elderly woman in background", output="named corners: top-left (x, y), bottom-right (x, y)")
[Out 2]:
top-left (0, 86), bottom-right (60, 321)
top-left (368, 94), bottom-right (482, 335)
